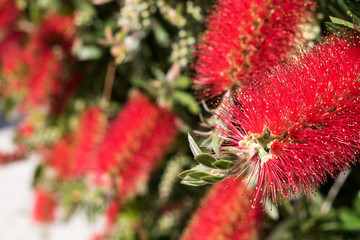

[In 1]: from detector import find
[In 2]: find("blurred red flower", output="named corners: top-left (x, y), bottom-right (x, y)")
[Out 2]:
top-left (70, 107), bottom-right (105, 177)
top-left (181, 177), bottom-right (263, 240)
top-left (95, 92), bottom-right (161, 175)
top-left (117, 110), bottom-right (177, 200)
top-left (32, 188), bottom-right (57, 223)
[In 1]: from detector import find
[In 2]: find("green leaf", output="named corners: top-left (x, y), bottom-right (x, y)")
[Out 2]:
top-left (75, 45), bottom-right (103, 60)
top-left (153, 22), bottom-right (171, 47)
top-left (188, 171), bottom-right (211, 180)
top-left (325, 22), bottom-right (348, 33)
top-left (188, 133), bottom-right (203, 157)
top-left (176, 75), bottom-right (190, 89)
top-left (212, 131), bottom-right (220, 156)
top-left (177, 169), bottom-right (196, 179)
top-left (344, 0), bottom-right (360, 19)
top-left (130, 76), bottom-right (157, 96)
top-left (181, 177), bottom-right (207, 186)
top-left (32, 164), bottom-right (43, 187)
top-left (354, 192), bottom-right (360, 213)
top-left (200, 175), bottom-right (225, 184)
top-left (191, 163), bottom-right (213, 172)
top-left (173, 90), bottom-right (201, 114)
top-left (151, 67), bottom-right (166, 80)
top-left (212, 160), bottom-right (234, 170)
top-left (219, 153), bottom-right (240, 161)
top-left (339, 208), bottom-right (360, 230)
top-left (195, 153), bottom-right (216, 168)
top-left (329, 16), bottom-right (355, 29)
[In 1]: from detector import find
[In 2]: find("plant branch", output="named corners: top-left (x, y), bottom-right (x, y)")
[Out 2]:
top-left (101, 60), bottom-right (116, 109)
top-left (320, 168), bottom-right (351, 214)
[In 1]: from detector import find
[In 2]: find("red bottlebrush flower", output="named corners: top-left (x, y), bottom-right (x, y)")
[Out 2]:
top-left (0, 31), bottom-right (26, 74)
top-left (0, 0), bottom-right (20, 31)
top-left (215, 32), bottom-right (360, 205)
top-left (70, 107), bottom-right (105, 177)
top-left (117, 111), bottom-right (177, 200)
top-left (95, 93), bottom-right (161, 175)
top-left (20, 14), bottom-right (79, 114)
top-left (0, 146), bottom-right (26, 164)
top-left (0, 31), bottom-right (28, 99)
top-left (106, 200), bottom-right (120, 227)
top-left (32, 188), bottom-right (57, 223)
top-left (181, 178), bottom-right (263, 240)
top-left (194, 0), bottom-right (315, 98)
top-left (25, 49), bottom-right (62, 107)
top-left (44, 135), bottom-right (73, 180)
top-left (49, 73), bottom-right (82, 115)
top-left (91, 201), bottom-right (120, 240)
top-left (32, 13), bottom-right (75, 51)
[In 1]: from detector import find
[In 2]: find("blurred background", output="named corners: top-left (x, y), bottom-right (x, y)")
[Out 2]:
top-left (0, 0), bottom-right (359, 239)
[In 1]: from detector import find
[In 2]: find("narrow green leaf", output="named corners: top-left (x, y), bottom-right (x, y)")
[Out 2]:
top-left (344, 0), bottom-right (360, 19)
top-left (188, 171), bottom-right (211, 180)
top-left (325, 22), bottom-right (347, 33)
top-left (329, 16), bottom-right (355, 29)
top-left (212, 131), bottom-right (220, 156)
top-left (181, 178), bottom-right (207, 186)
top-left (177, 169), bottom-right (196, 179)
top-left (191, 164), bottom-right (213, 172)
top-left (153, 22), bottom-right (171, 47)
top-left (130, 76), bottom-right (157, 95)
top-left (32, 164), bottom-right (43, 187)
top-left (173, 91), bottom-right (201, 114)
top-left (188, 133), bottom-right (203, 157)
top-left (200, 175), bottom-right (225, 184)
top-left (195, 153), bottom-right (216, 168)
top-left (219, 153), bottom-right (240, 161)
top-left (212, 160), bottom-right (234, 170)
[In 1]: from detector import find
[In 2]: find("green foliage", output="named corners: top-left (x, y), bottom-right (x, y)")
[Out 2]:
top-left (344, 0), bottom-right (360, 20)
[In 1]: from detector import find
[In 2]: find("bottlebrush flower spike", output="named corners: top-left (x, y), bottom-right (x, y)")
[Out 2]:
top-left (106, 200), bottom-right (120, 227)
top-left (0, 146), bottom-right (26, 164)
top-left (196, 32), bottom-right (360, 205)
top-left (25, 50), bottom-right (62, 107)
top-left (95, 92), bottom-right (161, 175)
top-left (32, 187), bottom-right (57, 223)
top-left (0, 31), bottom-right (26, 74)
top-left (181, 178), bottom-right (263, 240)
top-left (91, 200), bottom-right (121, 240)
top-left (194, 0), bottom-right (315, 98)
top-left (0, 31), bottom-right (28, 99)
top-left (117, 111), bottom-right (177, 200)
top-left (44, 135), bottom-right (74, 180)
top-left (22, 13), bottom-right (79, 114)
top-left (0, 0), bottom-right (20, 31)
top-left (32, 13), bottom-right (75, 52)
top-left (70, 107), bottom-right (105, 178)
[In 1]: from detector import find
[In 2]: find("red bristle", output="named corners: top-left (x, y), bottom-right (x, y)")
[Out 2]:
top-left (181, 178), bottom-right (263, 240)
top-left (216, 32), bottom-right (360, 204)
top-left (117, 111), bottom-right (177, 200)
top-left (194, 0), bottom-right (315, 98)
